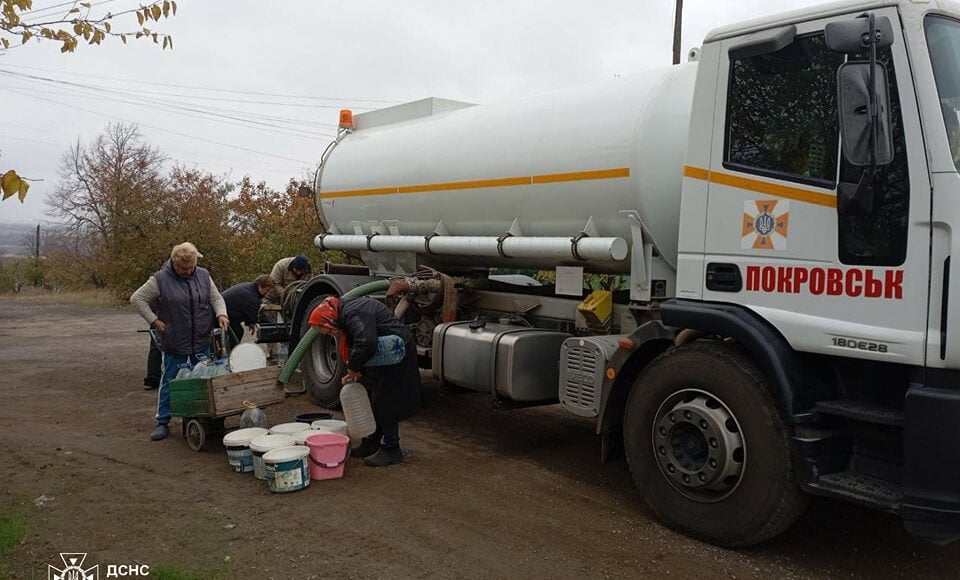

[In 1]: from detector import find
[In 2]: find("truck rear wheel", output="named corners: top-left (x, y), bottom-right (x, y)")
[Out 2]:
top-left (623, 341), bottom-right (805, 547)
top-left (300, 295), bottom-right (346, 408)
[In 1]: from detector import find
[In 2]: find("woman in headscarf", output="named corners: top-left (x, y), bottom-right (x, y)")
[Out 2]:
top-left (309, 296), bottom-right (422, 466)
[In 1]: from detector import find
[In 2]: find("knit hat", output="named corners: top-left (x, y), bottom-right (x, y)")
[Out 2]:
top-left (290, 255), bottom-right (310, 272)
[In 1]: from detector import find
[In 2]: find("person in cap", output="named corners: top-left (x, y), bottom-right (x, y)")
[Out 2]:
top-left (263, 255), bottom-right (313, 361)
top-left (130, 242), bottom-right (229, 441)
top-left (309, 296), bottom-right (422, 467)
top-left (268, 255), bottom-right (312, 299)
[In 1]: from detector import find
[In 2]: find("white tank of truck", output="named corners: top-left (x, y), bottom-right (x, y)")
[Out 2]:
top-left (314, 62), bottom-right (696, 274)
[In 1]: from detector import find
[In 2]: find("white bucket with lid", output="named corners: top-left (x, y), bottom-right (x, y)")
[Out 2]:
top-left (270, 422), bottom-right (313, 436)
top-left (249, 434), bottom-right (295, 480)
top-left (263, 445), bottom-right (311, 493)
top-left (310, 419), bottom-right (349, 438)
top-left (293, 429), bottom-right (321, 446)
top-left (222, 427), bottom-right (269, 473)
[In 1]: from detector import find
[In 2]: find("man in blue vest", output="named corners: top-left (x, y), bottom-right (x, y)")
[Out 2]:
top-left (131, 242), bottom-right (229, 441)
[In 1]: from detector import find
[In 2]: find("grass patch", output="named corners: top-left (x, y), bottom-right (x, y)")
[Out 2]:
top-left (0, 509), bottom-right (28, 578)
top-left (151, 558), bottom-right (231, 580)
top-left (3, 288), bottom-right (123, 308)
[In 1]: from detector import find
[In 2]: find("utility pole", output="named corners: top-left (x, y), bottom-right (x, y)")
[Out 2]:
top-left (672, 0), bottom-right (683, 65)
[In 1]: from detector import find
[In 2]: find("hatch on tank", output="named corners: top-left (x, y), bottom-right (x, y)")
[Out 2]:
top-left (353, 97), bottom-right (477, 130)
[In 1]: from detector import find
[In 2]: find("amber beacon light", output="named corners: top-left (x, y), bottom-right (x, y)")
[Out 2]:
top-left (339, 109), bottom-right (354, 130)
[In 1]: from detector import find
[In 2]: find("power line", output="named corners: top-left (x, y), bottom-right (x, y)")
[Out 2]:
top-left (0, 86), bottom-right (316, 164)
top-left (0, 63), bottom-right (400, 105)
top-left (0, 72), bottom-right (339, 140)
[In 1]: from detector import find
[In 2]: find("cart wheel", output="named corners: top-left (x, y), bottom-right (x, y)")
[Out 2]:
top-left (185, 419), bottom-right (206, 451)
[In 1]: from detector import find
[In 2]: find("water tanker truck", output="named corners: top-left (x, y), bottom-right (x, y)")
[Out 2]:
top-left (277, 0), bottom-right (960, 546)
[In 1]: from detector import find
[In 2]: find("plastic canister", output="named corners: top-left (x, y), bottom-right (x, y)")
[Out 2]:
top-left (339, 381), bottom-right (376, 439)
top-left (249, 434), bottom-right (295, 480)
top-left (310, 419), bottom-right (349, 437)
top-left (263, 445), bottom-right (311, 493)
top-left (222, 427), bottom-right (268, 473)
top-left (269, 422), bottom-right (313, 437)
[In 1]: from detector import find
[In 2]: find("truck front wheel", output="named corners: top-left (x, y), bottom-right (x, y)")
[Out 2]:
top-left (623, 341), bottom-right (805, 547)
top-left (300, 295), bottom-right (346, 407)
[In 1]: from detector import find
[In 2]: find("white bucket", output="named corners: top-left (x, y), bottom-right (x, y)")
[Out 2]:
top-left (269, 422), bottom-right (313, 436)
top-left (263, 445), bottom-right (311, 493)
top-left (222, 427), bottom-right (269, 473)
top-left (293, 429), bottom-right (321, 446)
top-left (249, 434), bottom-right (295, 480)
top-left (310, 419), bottom-right (349, 438)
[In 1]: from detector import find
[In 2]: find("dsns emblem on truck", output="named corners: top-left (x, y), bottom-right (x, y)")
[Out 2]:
top-left (742, 199), bottom-right (789, 250)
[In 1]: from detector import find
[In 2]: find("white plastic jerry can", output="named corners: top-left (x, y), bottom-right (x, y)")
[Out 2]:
top-left (339, 380), bottom-right (377, 439)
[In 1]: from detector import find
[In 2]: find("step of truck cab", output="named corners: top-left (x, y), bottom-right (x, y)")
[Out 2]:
top-left (808, 471), bottom-right (902, 513)
top-left (814, 399), bottom-right (904, 427)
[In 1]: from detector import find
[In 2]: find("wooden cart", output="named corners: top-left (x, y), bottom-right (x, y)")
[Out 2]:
top-left (169, 366), bottom-right (285, 451)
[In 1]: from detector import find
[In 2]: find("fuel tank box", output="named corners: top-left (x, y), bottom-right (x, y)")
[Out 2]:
top-left (432, 321), bottom-right (571, 402)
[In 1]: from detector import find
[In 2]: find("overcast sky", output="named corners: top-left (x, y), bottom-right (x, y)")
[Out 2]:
top-left (0, 0), bottom-right (826, 224)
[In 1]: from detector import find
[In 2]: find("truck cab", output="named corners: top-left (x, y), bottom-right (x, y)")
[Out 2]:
top-left (670, 0), bottom-right (960, 544)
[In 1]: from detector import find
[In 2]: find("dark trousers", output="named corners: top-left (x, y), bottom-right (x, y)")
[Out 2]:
top-left (144, 338), bottom-right (161, 388)
top-left (370, 423), bottom-right (400, 448)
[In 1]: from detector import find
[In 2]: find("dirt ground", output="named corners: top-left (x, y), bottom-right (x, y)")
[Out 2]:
top-left (1, 298), bottom-right (959, 579)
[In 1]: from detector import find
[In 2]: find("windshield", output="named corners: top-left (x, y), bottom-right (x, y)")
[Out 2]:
top-left (927, 15), bottom-right (960, 170)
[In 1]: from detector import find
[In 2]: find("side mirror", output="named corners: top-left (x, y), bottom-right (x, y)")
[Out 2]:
top-left (297, 184), bottom-right (314, 197)
top-left (837, 62), bottom-right (894, 166)
top-left (825, 15), bottom-right (893, 54)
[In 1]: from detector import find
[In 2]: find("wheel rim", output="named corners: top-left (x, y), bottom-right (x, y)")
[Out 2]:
top-left (652, 388), bottom-right (745, 503)
top-left (307, 333), bottom-right (340, 382)
top-left (186, 420), bottom-right (204, 450)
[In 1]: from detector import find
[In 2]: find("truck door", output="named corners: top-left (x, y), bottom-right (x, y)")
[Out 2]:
top-left (695, 8), bottom-right (930, 366)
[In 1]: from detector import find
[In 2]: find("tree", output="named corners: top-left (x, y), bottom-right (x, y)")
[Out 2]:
top-left (226, 176), bottom-right (341, 283)
top-left (1, 0), bottom-right (176, 53)
top-left (46, 122), bottom-right (168, 293)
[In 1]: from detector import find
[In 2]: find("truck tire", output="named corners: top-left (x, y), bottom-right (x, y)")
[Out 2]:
top-left (623, 340), bottom-right (805, 547)
top-left (300, 295), bottom-right (346, 408)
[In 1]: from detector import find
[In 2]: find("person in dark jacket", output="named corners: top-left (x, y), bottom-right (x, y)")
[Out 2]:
top-left (221, 274), bottom-right (275, 350)
top-left (308, 296), bottom-right (422, 467)
top-left (130, 242), bottom-right (229, 441)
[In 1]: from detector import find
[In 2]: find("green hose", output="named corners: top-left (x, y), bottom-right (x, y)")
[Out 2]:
top-left (278, 279), bottom-right (390, 384)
